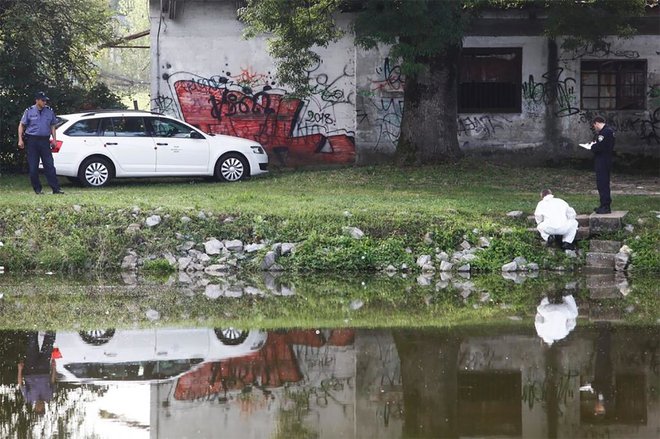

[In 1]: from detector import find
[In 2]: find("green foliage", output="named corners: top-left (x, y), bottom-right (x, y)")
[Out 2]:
top-left (543, 0), bottom-right (647, 49)
top-left (142, 258), bottom-right (176, 275)
top-left (628, 229), bottom-right (660, 272)
top-left (238, 0), bottom-right (345, 95)
top-left (286, 233), bottom-right (414, 271)
top-left (0, 0), bottom-right (124, 171)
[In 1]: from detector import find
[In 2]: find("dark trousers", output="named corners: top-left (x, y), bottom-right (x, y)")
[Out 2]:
top-left (595, 157), bottom-right (611, 208)
top-left (24, 331), bottom-right (55, 374)
top-left (26, 137), bottom-right (60, 193)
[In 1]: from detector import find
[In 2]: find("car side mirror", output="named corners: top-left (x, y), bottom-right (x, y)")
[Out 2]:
top-left (190, 131), bottom-right (204, 139)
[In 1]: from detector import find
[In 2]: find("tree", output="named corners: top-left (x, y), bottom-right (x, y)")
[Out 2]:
top-left (0, 0), bottom-right (124, 171)
top-left (238, 0), bottom-right (648, 165)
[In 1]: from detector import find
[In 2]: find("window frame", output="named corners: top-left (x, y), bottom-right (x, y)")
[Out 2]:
top-left (580, 60), bottom-right (647, 111)
top-left (458, 47), bottom-right (523, 114)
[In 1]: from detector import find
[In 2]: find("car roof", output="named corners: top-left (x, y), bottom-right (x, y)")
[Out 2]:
top-left (59, 109), bottom-right (165, 119)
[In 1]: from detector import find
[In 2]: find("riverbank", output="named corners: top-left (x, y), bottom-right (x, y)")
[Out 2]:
top-left (0, 162), bottom-right (658, 275)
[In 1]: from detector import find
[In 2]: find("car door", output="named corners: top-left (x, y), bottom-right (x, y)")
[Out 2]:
top-left (149, 117), bottom-right (210, 174)
top-left (102, 116), bottom-right (157, 174)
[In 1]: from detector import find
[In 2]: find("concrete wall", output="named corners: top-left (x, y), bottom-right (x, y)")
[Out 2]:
top-left (149, 0), bottom-right (660, 166)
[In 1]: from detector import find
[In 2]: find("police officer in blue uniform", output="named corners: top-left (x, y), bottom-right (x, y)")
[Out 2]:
top-left (591, 116), bottom-right (614, 214)
top-left (17, 92), bottom-right (64, 195)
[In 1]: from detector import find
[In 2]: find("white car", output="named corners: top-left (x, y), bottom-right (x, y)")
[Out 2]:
top-left (54, 327), bottom-right (267, 383)
top-left (51, 110), bottom-right (268, 187)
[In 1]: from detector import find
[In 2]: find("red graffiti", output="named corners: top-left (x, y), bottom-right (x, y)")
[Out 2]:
top-left (174, 80), bottom-right (355, 166)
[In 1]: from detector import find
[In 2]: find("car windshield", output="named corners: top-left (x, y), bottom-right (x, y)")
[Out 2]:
top-left (55, 117), bottom-right (68, 129)
top-left (64, 359), bottom-right (203, 381)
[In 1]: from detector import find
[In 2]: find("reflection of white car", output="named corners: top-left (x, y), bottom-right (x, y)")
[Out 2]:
top-left (54, 328), bottom-right (267, 383)
top-left (51, 110), bottom-right (269, 187)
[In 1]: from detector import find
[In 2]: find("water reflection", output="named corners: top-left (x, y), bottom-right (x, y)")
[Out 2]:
top-left (0, 322), bottom-right (657, 438)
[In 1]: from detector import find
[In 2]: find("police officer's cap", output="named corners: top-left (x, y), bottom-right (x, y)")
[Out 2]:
top-left (34, 91), bottom-right (49, 101)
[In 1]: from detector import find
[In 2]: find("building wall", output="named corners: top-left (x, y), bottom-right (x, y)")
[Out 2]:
top-left (149, 1), bottom-right (660, 166)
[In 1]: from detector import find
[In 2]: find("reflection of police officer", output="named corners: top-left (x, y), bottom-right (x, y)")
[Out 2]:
top-left (17, 331), bottom-right (57, 415)
top-left (591, 116), bottom-right (614, 214)
top-left (17, 91), bottom-right (64, 195)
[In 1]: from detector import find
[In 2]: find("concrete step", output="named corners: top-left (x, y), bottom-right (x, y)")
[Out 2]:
top-left (527, 214), bottom-right (590, 227)
top-left (589, 210), bottom-right (628, 233)
top-left (586, 252), bottom-right (616, 269)
top-left (589, 240), bottom-right (622, 253)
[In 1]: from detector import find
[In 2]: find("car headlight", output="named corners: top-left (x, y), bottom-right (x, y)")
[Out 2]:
top-left (250, 145), bottom-right (265, 154)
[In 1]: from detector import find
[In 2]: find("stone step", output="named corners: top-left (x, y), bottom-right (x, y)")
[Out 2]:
top-left (589, 210), bottom-right (628, 233)
top-left (586, 273), bottom-right (626, 298)
top-left (589, 240), bottom-right (622, 253)
top-left (527, 214), bottom-right (590, 227)
top-left (586, 252), bottom-right (616, 269)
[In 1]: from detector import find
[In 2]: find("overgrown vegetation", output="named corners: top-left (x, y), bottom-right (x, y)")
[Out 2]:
top-left (0, 163), bottom-right (657, 274)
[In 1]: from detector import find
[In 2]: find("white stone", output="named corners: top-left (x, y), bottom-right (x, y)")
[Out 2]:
top-left (223, 239), bottom-right (243, 252)
top-left (416, 255), bottom-right (432, 267)
top-left (440, 260), bottom-right (453, 271)
top-left (343, 226), bottom-right (364, 239)
top-left (204, 239), bottom-right (224, 255)
top-left (145, 309), bottom-right (160, 321)
top-left (145, 215), bottom-right (161, 227)
top-left (502, 261), bottom-right (518, 272)
top-left (204, 284), bottom-right (222, 299)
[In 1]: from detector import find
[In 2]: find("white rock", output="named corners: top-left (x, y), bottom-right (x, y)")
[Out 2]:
top-left (502, 261), bottom-right (518, 272)
top-left (204, 284), bottom-right (222, 299)
top-left (73, 205), bottom-right (82, 212)
top-left (204, 239), bottom-right (224, 255)
top-left (349, 300), bottom-right (364, 310)
top-left (416, 255), bottom-right (432, 267)
top-left (245, 243), bottom-right (265, 253)
top-left (180, 216), bottom-right (192, 223)
top-left (145, 215), bottom-right (161, 227)
top-left (145, 309), bottom-right (160, 321)
top-left (440, 260), bottom-right (453, 271)
top-left (223, 239), bottom-right (243, 252)
top-left (343, 226), bottom-right (364, 239)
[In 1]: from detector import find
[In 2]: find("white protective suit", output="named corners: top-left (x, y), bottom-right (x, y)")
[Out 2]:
top-left (534, 294), bottom-right (579, 346)
top-left (534, 194), bottom-right (579, 243)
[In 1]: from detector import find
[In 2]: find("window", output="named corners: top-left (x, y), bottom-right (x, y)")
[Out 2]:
top-left (65, 119), bottom-right (100, 136)
top-left (459, 48), bottom-right (522, 113)
top-left (149, 117), bottom-right (196, 138)
top-left (581, 60), bottom-right (646, 110)
top-left (102, 117), bottom-right (148, 137)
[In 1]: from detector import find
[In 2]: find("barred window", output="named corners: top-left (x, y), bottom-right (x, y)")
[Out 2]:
top-left (459, 48), bottom-right (522, 113)
top-left (581, 60), bottom-right (646, 110)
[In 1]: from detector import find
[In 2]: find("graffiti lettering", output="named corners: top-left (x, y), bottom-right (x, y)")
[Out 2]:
top-left (305, 111), bottom-right (334, 125)
top-left (521, 370), bottom-right (579, 411)
top-left (522, 68), bottom-right (579, 117)
top-left (457, 115), bottom-right (511, 140)
top-left (561, 41), bottom-right (640, 61)
top-left (579, 108), bottom-right (660, 144)
top-left (371, 57), bottom-right (404, 92)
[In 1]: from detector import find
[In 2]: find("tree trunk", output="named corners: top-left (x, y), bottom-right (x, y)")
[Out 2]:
top-left (397, 47), bottom-right (463, 165)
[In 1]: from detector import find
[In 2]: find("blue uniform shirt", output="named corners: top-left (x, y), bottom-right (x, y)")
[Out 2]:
top-left (592, 124), bottom-right (615, 156)
top-left (20, 105), bottom-right (57, 136)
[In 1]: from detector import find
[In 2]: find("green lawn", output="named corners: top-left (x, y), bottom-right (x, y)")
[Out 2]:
top-left (1, 161), bottom-right (657, 216)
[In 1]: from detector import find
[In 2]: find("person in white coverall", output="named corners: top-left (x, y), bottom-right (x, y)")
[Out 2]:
top-left (534, 189), bottom-right (578, 250)
top-left (534, 294), bottom-right (578, 346)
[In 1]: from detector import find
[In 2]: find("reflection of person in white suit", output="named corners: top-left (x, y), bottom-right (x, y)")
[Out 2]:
top-left (535, 294), bottom-right (578, 346)
top-left (534, 189), bottom-right (579, 250)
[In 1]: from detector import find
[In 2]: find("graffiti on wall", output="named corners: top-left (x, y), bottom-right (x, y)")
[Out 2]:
top-left (560, 41), bottom-right (640, 61)
top-left (579, 108), bottom-right (660, 144)
top-left (153, 66), bottom-right (355, 167)
top-left (457, 114), bottom-right (512, 140)
top-left (522, 68), bottom-right (579, 117)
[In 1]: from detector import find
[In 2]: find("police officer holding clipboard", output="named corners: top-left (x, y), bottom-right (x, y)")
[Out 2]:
top-left (17, 91), bottom-right (64, 195)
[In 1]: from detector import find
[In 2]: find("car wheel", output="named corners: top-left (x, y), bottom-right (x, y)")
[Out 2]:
top-left (214, 328), bottom-right (249, 345)
top-left (79, 329), bottom-right (115, 345)
top-left (79, 157), bottom-right (113, 187)
top-left (216, 153), bottom-right (248, 182)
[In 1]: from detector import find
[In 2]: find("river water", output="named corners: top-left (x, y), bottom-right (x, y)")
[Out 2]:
top-left (0, 272), bottom-right (658, 438)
